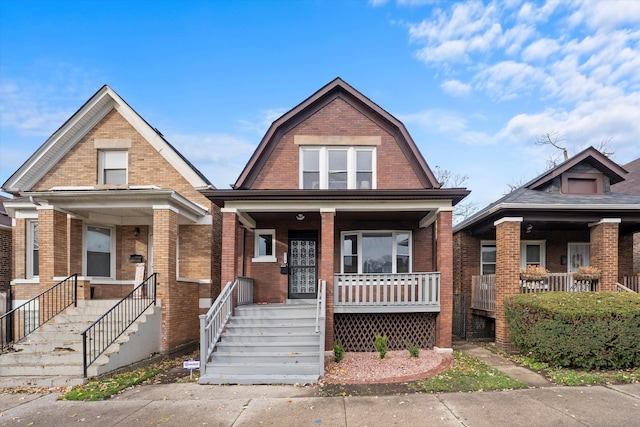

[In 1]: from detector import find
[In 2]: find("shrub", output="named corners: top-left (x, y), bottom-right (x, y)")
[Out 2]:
top-left (374, 334), bottom-right (388, 359)
top-left (333, 342), bottom-right (344, 363)
top-left (404, 340), bottom-right (420, 358)
top-left (505, 292), bottom-right (640, 370)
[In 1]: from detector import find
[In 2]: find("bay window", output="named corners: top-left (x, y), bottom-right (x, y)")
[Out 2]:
top-left (341, 231), bottom-right (411, 274)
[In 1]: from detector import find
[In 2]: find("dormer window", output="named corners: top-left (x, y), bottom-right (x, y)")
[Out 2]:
top-left (300, 146), bottom-right (375, 190)
top-left (98, 150), bottom-right (128, 185)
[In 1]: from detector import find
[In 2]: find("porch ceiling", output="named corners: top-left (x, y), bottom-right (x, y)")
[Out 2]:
top-left (249, 210), bottom-right (428, 224)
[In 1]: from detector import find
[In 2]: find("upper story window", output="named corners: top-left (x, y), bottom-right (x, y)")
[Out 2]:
top-left (98, 150), bottom-right (128, 185)
top-left (301, 147), bottom-right (375, 190)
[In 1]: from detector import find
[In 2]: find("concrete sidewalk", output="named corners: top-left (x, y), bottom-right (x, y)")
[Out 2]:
top-left (1, 382), bottom-right (639, 426)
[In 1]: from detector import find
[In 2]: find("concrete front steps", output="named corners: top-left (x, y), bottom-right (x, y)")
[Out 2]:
top-left (199, 302), bottom-right (322, 385)
top-left (0, 299), bottom-right (161, 388)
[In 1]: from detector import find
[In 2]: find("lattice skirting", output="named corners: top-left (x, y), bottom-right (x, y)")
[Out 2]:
top-left (334, 312), bottom-right (437, 352)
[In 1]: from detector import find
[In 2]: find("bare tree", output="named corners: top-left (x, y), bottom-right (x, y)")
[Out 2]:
top-left (434, 165), bottom-right (479, 223)
top-left (536, 131), bottom-right (568, 162)
top-left (596, 137), bottom-right (615, 157)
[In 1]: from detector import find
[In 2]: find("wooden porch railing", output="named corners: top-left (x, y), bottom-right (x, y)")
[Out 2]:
top-left (623, 276), bottom-right (640, 293)
top-left (333, 272), bottom-right (440, 313)
top-left (471, 273), bottom-right (600, 311)
top-left (471, 274), bottom-right (495, 311)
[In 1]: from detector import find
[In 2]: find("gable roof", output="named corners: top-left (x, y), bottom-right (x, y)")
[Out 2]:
top-left (233, 77), bottom-right (440, 190)
top-left (1, 85), bottom-right (213, 194)
top-left (454, 146), bottom-right (639, 233)
top-left (0, 195), bottom-right (11, 229)
top-left (525, 146), bottom-right (627, 190)
top-left (612, 157), bottom-right (640, 195)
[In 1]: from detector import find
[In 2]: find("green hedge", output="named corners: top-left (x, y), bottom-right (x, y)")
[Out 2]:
top-left (505, 292), bottom-right (640, 370)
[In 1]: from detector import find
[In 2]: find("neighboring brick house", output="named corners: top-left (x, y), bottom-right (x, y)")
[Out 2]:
top-left (612, 157), bottom-right (640, 273)
top-left (0, 196), bottom-right (11, 296)
top-left (453, 147), bottom-right (640, 350)
top-left (201, 78), bottom-right (469, 353)
top-left (1, 86), bottom-right (221, 354)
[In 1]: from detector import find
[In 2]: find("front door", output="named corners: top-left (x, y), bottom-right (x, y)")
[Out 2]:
top-left (288, 231), bottom-right (318, 299)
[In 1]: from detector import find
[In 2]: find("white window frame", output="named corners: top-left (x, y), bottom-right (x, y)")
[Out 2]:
top-left (340, 230), bottom-right (411, 274)
top-left (520, 240), bottom-right (546, 268)
top-left (480, 240), bottom-right (496, 275)
top-left (98, 150), bottom-right (128, 185)
top-left (26, 220), bottom-right (39, 279)
top-left (83, 224), bottom-right (116, 278)
top-left (300, 146), bottom-right (376, 190)
top-left (252, 229), bottom-right (277, 263)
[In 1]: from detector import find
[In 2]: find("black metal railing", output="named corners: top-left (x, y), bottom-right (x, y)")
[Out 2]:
top-left (81, 273), bottom-right (157, 377)
top-left (1, 274), bottom-right (77, 354)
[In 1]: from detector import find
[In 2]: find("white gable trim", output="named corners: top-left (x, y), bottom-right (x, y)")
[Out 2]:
top-left (2, 86), bottom-right (211, 194)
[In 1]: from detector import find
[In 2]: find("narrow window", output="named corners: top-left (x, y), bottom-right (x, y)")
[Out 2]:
top-left (396, 232), bottom-right (410, 273)
top-left (86, 225), bottom-right (112, 277)
top-left (481, 242), bottom-right (496, 275)
top-left (302, 149), bottom-right (320, 189)
top-left (99, 150), bottom-right (128, 185)
top-left (27, 220), bottom-right (39, 278)
top-left (328, 149), bottom-right (348, 189)
top-left (343, 234), bottom-right (358, 273)
top-left (356, 150), bottom-right (373, 189)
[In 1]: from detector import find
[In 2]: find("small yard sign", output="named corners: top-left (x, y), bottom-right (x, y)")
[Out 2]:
top-left (183, 359), bottom-right (200, 380)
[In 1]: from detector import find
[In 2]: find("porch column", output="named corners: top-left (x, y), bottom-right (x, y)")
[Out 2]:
top-left (37, 207), bottom-right (68, 293)
top-left (154, 206), bottom-right (198, 352)
top-left (589, 218), bottom-right (620, 292)
top-left (320, 208), bottom-right (335, 351)
top-left (221, 209), bottom-right (240, 290)
top-left (494, 217), bottom-right (522, 352)
top-left (435, 209), bottom-right (453, 350)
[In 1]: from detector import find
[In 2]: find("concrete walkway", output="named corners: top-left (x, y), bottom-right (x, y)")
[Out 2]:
top-left (453, 341), bottom-right (553, 388)
top-left (1, 382), bottom-right (639, 426)
top-left (1, 342), bottom-right (639, 426)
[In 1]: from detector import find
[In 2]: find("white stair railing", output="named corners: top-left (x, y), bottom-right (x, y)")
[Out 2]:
top-left (315, 279), bottom-right (326, 376)
top-left (199, 277), bottom-right (253, 376)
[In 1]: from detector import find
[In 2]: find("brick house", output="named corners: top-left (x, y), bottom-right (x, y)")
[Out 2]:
top-left (453, 147), bottom-right (640, 350)
top-left (612, 157), bottom-right (640, 273)
top-left (0, 196), bottom-right (11, 295)
top-left (1, 85), bottom-right (221, 360)
top-left (198, 78), bottom-right (469, 383)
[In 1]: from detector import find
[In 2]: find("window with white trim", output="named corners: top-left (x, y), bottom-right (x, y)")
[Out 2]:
top-left (520, 240), bottom-right (546, 268)
top-left (301, 147), bottom-right (375, 189)
top-left (481, 241), bottom-right (496, 275)
top-left (341, 231), bottom-right (411, 274)
top-left (253, 229), bottom-right (276, 262)
top-left (27, 220), bottom-right (39, 278)
top-left (568, 242), bottom-right (590, 273)
top-left (86, 225), bottom-right (114, 277)
top-left (98, 150), bottom-right (128, 185)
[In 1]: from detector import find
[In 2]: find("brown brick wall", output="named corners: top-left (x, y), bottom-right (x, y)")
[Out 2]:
top-left (321, 211), bottom-right (335, 350)
top-left (34, 110), bottom-right (210, 208)
top-left (0, 227), bottom-right (11, 292)
top-left (435, 210), bottom-right (453, 349)
top-left (495, 219), bottom-right (521, 352)
top-left (590, 221), bottom-right (619, 291)
top-left (12, 219), bottom-right (26, 280)
top-left (618, 232), bottom-right (634, 278)
top-left (250, 98), bottom-right (425, 190)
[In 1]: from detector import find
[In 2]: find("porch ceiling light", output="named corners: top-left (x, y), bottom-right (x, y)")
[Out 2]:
top-left (525, 223), bottom-right (533, 233)
top-left (296, 213), bottom-right (305, 221)
top-left (133, 227), bottom-right (140, 237)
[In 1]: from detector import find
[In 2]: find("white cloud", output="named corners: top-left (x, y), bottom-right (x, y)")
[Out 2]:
top-left (440, 79), bottom-right (472, 96)
top-left (236, 108), bottom-right (287, 136)
top-left (568, 0), bottom-right (640, 30)
top-left (168, 132), bottom-right (257, 189)
top-left (474, 60), bottom-right (545, 100)
top-left (521, 38), bottom-right (561, 62)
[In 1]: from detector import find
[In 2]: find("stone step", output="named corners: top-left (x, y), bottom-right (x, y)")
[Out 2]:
top-left (206, 361), bottom-right (319, 376)
top-left (0, 375), bottom-right (88, 389)
top-left (199, 373), bottom-right (318, 385)
top-left (210, 351), bottom-right (319, 364)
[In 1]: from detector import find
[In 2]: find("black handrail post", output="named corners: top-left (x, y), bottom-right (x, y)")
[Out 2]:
top-left (73, 274), bottom-right (78, 307)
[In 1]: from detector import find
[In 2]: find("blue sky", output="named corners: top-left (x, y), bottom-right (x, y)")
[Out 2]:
top-left (1, 0), bottom-right (639, 212)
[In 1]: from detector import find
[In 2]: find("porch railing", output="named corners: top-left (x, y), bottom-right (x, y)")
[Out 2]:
top-left (471, 273), bottom-right (600, 311)
top-left (471, 274), bottom-right (496, 311)
top-left (334, 272), bottom-right (440, 313)
top-left (1, 274), bottom-right (77, 353)
top-left (81, 273), bottom-right (157, 377)
top-left (315, 279), bottom-right (326, 376)
top-left (623, 276), bottom-right (640, 293)
top-left (615, 282), bottom-right (637, 293)
top-left (199, 277), bottom-right (253, 377)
